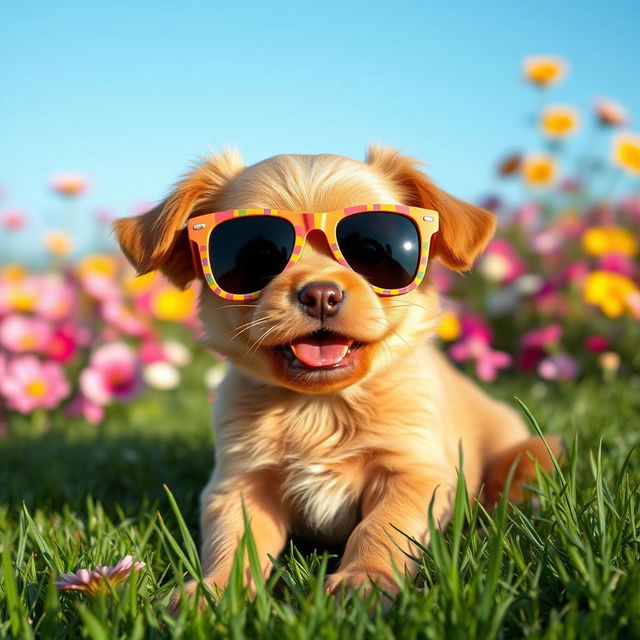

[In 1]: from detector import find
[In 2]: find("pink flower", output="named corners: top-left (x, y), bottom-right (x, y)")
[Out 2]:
top-left (0, 315), bottom-right (53, 353)
top-left (1, 209), bottom-right (27, 231)
top-left (80, 342), bottom-right (140, 406)
top-left (55, 555), bottom-right (145, 595)
top-left (1, 356), bottom-right (70, 413)
top-left (563, 261), bottom-right (590, 285)
top-left (620, 195), bottom-right (640, 222)
top-left (450, 336), bottom-right (512, 382)
top-left (598, 253), bottom-right (635, 278)
top-left (478, 238), bottom-right (526, 284)
top-left (35, 275), bottom-right (76, 320)
top-left (67, 394), bottom-right (105, 425)
top-left (538, 353), bottom-right (579, 382)
top-left (102, 300), bottom-right (149, 337)
top-left (513, 202), bottom-right (539, 230)
top-left (140, 340), bottom-right (166, 364)
top-left (521, 324), bottom-right (562, 349)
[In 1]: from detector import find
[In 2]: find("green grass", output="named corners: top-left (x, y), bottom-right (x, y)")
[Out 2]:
top-left (1, 366), bottom-right (640, 639)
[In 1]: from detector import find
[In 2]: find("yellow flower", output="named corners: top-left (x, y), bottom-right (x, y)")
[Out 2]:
top-left (8, 287), bottom-right (37, 312)
top-left (523, 55), bottom-right (568, 87)
top-left (521, 154), bottom-right (557, 188)
top-left (437, 312), bottom-right (461, 341)
top-left (1, 264), bottom-right (27, 282)
top-left (44, 231), bottom-right (72, 257)
top-left (541, 105), bottom-right (580, 139)
top-left (76, 254), bottom-right (119, 278)
top-left (125, 271), bottom-right (159, 295)
top-left (582, 227), bottom-right (637, 257)
top-left (150, 286), bottom-right (196, 322)
top-left (612, 132), bottom-right (640, 175)
top-left (583, 270), bottom-right (638, 317)
top-left (49, 174), bottom-right (88, 197)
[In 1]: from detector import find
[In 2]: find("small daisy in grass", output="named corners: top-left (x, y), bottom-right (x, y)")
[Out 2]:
top-left (55, 555), bottom-right (145, 595)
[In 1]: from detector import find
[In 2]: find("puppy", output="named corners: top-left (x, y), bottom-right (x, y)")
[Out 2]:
top-left (115, 146), bottom-right (559, 602)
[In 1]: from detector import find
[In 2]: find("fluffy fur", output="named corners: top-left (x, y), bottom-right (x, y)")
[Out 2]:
top-left (115, 146), bottom-right (561, 603)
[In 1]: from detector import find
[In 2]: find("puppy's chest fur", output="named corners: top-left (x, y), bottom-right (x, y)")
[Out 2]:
top-left (218, 371), bottom-right (440, 540)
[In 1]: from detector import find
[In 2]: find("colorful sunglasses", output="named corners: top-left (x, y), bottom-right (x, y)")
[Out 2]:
top-left (187, 204), bottom-right (439, 301)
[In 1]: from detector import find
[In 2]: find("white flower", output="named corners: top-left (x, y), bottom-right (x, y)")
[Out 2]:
top-left (162, 339), bottom-right (192, 367)
top-left (204, 364), bottom-right (227, 390)
top-left (143, 362), bottom-right (180, 390)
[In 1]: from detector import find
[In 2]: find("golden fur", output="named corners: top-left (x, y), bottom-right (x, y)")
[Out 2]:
top-left (115, 146), bottom-right (560, 603)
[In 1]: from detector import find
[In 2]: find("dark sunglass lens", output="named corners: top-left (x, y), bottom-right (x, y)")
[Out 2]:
top-left (336, 212), bottom-right (420, 289)
top-left (209, 216), bottom-right (296, 294)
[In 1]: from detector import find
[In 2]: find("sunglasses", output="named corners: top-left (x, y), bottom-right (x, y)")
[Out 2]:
top-left (187, 204), bottom-right (439, 301)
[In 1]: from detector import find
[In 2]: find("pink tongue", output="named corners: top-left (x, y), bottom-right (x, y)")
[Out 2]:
top-left (290, 335), bottom-right (353, 367)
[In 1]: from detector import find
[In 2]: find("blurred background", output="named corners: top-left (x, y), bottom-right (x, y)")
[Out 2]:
top-left (1, 0), bottom-right (639, 427)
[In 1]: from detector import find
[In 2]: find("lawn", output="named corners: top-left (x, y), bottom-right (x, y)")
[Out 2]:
top-left (1, 358), bottom-right (639, 639)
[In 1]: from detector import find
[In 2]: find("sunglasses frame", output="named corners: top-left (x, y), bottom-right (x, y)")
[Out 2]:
top-left (187, 204), bottom-right (439, 301)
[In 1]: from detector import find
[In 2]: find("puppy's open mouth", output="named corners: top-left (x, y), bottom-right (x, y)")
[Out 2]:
top-left (275, 330), bottom-right (363, 370)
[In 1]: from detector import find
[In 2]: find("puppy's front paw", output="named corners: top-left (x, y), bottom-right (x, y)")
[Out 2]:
top-left (168, 578), bottom-right (219, 614)
top-left (325, 568), bottom-right (399, 601)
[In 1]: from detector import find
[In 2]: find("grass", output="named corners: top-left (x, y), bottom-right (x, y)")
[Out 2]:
top-left (1, 362), bottom-right (640, 639)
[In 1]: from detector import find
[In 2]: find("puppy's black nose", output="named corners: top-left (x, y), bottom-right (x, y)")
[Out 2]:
top-left (298, 282), bottom-right (344, 319)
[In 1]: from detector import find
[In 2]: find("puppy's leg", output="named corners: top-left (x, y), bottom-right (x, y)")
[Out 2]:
top-left (478, 400), bottom-right (563, 506)
top-left (482, 434), bottom-right (563, 506)
top-left (325, 470), bottom-right (455, 599)
top-left (171, 468), bottom-right (288, 610)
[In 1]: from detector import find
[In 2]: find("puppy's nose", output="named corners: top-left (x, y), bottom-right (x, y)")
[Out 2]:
top-left (298, 281), bottom-right (344, 319)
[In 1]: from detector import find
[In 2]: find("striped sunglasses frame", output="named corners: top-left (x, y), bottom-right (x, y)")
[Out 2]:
top-left (187, 204), bottom-right (439, 301)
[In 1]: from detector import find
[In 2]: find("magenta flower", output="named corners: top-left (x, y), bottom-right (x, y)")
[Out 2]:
top-left (478, 238), bottom-right (526, 284)
top-left (585, 334), bottom-right (610, 353)
top-left (55, 555), bottom-right (145, 595)
top-left (450, 336), bottom-right (512, 382)
top-left (598, 253), bottom-right (635, 278)
top-left (1, 355), bottom-right (70, 413)
top-left (538, 353), bottom-right (579, 382)
top-left (521, 324), bottom-right (563, 349)
top-left (0, 315), bottom-right (53, 353)
top-left (45, 327), bottom-right (77, 363)
top-left (80, 342), bottom-right (140, 406)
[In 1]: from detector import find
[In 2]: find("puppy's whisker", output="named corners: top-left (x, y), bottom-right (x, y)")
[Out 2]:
top-left (230, 317), bottom-right (272, 341)
top-left (248, 324), bottom-right (282, 356)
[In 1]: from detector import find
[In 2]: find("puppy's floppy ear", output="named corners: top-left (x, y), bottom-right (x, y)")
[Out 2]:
top-left (366, 145), bottom-right (496, 271)
top-left (113, 149), bottom-right (244, 288)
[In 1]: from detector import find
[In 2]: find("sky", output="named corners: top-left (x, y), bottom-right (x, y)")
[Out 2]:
top-left (1, 0), bottom-right (639, 258)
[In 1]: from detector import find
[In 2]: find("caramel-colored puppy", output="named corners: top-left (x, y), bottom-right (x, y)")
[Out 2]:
top-left (115, 146), bottom-right (559, 602)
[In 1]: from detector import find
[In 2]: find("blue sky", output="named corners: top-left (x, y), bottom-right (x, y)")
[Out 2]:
top-left (1, 0), bottom-right (639, 256)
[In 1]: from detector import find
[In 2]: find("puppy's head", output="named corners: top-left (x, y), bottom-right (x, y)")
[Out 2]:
top-left (115, 146), bottom-right (495, 393)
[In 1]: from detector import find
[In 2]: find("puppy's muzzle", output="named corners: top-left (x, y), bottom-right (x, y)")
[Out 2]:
top-left (298, 281), bottom-right (344, 321)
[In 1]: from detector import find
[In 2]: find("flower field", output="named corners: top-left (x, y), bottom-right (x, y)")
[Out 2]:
top-left (1, 56), bottom-right (639, 638)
